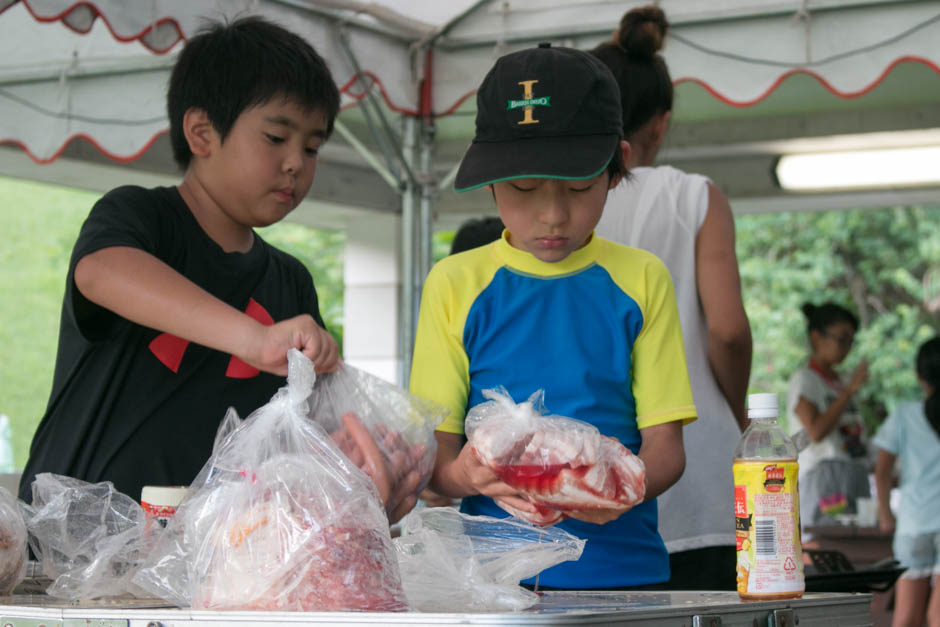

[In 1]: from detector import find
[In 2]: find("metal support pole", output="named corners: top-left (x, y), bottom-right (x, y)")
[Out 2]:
top-left (399, 116), bottom-right (418, 388)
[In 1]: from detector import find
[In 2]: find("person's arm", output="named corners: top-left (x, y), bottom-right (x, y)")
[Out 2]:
top-left (695, 183), bottom-right (752, 431)
top-left (429, 431), bottom-right (536, 514)
top-left (74, 246), bottom-right (339, 375)
top-left (874, 448), bottom-right (896, 533)
top-left (566, 421), bottom-right (684, 525)
top-left (793, 362), bottom-right (868, 441)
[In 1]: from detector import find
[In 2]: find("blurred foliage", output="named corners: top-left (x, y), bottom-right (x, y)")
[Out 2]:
top-left (257, 223), bottom-right (345, 350)
top-left (737, 206), bottom-right (940, 432)
top-left (433, 228), bottom-right (455, 263)
top-left (0, 177), bottom-right (96, 468)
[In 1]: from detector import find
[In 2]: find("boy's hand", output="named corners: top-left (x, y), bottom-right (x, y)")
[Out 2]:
top-left (332, 413), bottom-right (424, 524)
top-left (431, 432), bottom-right (536, 515)
top-left (249, 314), bottom-right (340, 376)
top-left (848, 361), bottom-right (869, 394)
top-left (454, 443), bottom-right (538, 515)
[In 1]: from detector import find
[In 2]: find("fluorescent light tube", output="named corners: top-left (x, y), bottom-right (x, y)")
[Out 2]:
top-left (776, 146), bottom-right (940, 191)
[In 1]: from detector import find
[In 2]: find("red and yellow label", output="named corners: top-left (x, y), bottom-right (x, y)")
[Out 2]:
top-left (733, 460), bottom-right (804, 597)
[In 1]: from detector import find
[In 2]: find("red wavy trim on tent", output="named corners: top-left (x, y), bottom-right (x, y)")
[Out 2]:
top-left (7, 0), bottom-right (185, 53)
top-left (6, 2), bottom-right (940, 111)
top-left (7, 55), bottom-right (939, 167)
top-left (675, 55), bottom-right (940, 107)
top-left (338, 70), bottom-right (419, 116)
top-left (0, 129), bottom-right (168, 165)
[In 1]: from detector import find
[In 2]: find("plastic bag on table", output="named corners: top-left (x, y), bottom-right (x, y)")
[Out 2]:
top-left (395, 507), bottom-right (584, 611)
top-left (305, 364), bottom-right (448, 504)
top-left (133, 349), bottom-right (408, 612)
top-left (0, 486), bottom-right (27, 595)
top-left (466, 387), bottom-right (646, 526)
top-left (22, 474), bottom-right (150, 599)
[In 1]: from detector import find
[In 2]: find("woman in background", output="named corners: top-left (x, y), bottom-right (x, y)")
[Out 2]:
top-left (873, 337), bottom-right (940, 627)
top-left (591, 5), bottom-right (753, 590)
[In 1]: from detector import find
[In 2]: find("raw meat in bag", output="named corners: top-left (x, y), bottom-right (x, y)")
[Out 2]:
top-left (134, 349), bottom-right (408, 611)
top-left (466, 388), bottom-right (646, 525)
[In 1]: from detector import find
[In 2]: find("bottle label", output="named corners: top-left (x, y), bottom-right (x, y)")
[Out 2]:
top-left (733, 460), bottom-right (804, 596)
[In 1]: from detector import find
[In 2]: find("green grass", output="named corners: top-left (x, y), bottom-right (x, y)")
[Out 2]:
top-left (0, 176), bottom-right (98, 469)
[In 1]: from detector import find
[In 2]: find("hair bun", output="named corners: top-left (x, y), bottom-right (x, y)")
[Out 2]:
top-left (800, 303), bottom-right (817, 319)
top-left (615, 5), bottom-right (668, 59)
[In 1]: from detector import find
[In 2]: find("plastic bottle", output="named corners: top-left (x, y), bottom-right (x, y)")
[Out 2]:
top-left (733, 393), bottom-right (804, 600)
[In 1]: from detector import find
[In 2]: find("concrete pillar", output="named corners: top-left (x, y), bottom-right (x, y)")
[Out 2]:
top-left (342, 213), bottom-right (401, 384)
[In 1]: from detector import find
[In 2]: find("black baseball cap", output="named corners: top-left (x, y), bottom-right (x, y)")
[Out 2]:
top-left (454, 43), bottom-right (623, 193)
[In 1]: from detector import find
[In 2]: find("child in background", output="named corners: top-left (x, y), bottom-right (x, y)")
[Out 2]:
top-left (787, 302), bottom-right (871, 529)
top-left (873, 337), bottom-right (940, 627)
top-left (20, 17), bottom-right (420, 522)
top-left (409, 43), bottom-right (696, 589)
top-left (449, 216), bottom-right (505, 255)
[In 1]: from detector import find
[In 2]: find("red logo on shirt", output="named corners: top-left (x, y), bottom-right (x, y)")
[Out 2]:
top-left (148, 298), bottom-right (274, 377)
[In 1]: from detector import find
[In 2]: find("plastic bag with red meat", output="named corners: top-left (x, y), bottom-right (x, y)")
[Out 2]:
top-left (0, 486), bottom-right (27, 596)
top-left (133, 349), bottom-right (408, 612)
top-left (465, 387), bottom-right (647, 526)
top-left (304, 364), bottom-right (448, 512)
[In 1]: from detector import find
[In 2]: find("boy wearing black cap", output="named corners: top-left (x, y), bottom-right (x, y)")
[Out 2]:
top-left (409, 44), bottom-right (697, 589)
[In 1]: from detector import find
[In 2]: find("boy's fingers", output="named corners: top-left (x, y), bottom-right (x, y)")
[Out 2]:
top-left (341, 412), bottom-right (391, 504)
top-left (331, 429), bottom-right (365, 467)
top-left (494, 494), bottom-right (538, 514)
top-left (388, 469), bottom-right (421, 513)
top-left (479, 479), bottom-right (535, 511)
top-left (389, 493), bottom-right (418, 524)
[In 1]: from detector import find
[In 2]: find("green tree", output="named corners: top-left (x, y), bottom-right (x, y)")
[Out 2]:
top-left (737, 206), bottom-right (940, 432)
top-left (258, 223), bottom-right (345, 350)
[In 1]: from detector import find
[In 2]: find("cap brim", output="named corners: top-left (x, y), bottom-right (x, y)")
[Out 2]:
top-left (454, 134), bottom-right (620, 193)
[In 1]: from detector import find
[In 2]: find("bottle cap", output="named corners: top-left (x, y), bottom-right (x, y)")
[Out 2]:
top-left (747, 393), bottom-right (779, 419)
top-left (140, 485), bottom-right (188, 507)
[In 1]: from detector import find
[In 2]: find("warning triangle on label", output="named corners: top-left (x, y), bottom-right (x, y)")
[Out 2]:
top-left (784, 556), bottom-right (796, 571)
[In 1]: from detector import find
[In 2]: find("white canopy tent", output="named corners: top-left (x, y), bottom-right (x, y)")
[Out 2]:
top-left (2, 0), bottom-right (940, 382)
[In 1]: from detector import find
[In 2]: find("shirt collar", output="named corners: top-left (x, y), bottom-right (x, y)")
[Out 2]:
top-left (492, 230), bottom-right (601, 276)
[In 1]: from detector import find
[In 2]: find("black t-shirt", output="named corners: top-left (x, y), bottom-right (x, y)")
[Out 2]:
top-left (19, 185), bottom-right (326, 503)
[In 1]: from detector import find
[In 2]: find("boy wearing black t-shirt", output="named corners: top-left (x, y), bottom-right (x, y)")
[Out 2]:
top-left (20, 17), bottom-right (418, 522)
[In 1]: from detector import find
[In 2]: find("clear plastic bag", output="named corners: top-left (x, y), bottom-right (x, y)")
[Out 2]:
top-left (466, 387), bottom-right (646, 526)
top-left (0, 486), bottom-right (27, 595)
top-left (22, 474), bottom-right (149, 599)
top-left (395, 507), bottom-right (585, 611)
top-left (305, 364), bottom-right (448, 502)
top-left (134, 349), bottom-right (408, 612)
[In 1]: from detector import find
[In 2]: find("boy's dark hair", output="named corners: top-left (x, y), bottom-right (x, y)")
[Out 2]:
top-left (167, 16), bottom-right (341, 169)
top-left (607, 144), bottom-right (628, 182)
top-left (590, 5), bottom-right (674, 140)
top-left (800, 302), bottom-right (860, 334)
top-left (916, 336), bottom-right (940, 438)
top-left (451, 217), bottom-right (505, 255)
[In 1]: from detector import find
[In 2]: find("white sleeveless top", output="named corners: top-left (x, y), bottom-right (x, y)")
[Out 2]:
top-left (597, 165), bottom-right (740, 552)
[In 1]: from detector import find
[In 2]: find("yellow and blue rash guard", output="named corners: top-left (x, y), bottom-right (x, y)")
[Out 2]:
top-left (410, 231), bottom-right (697, 589)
